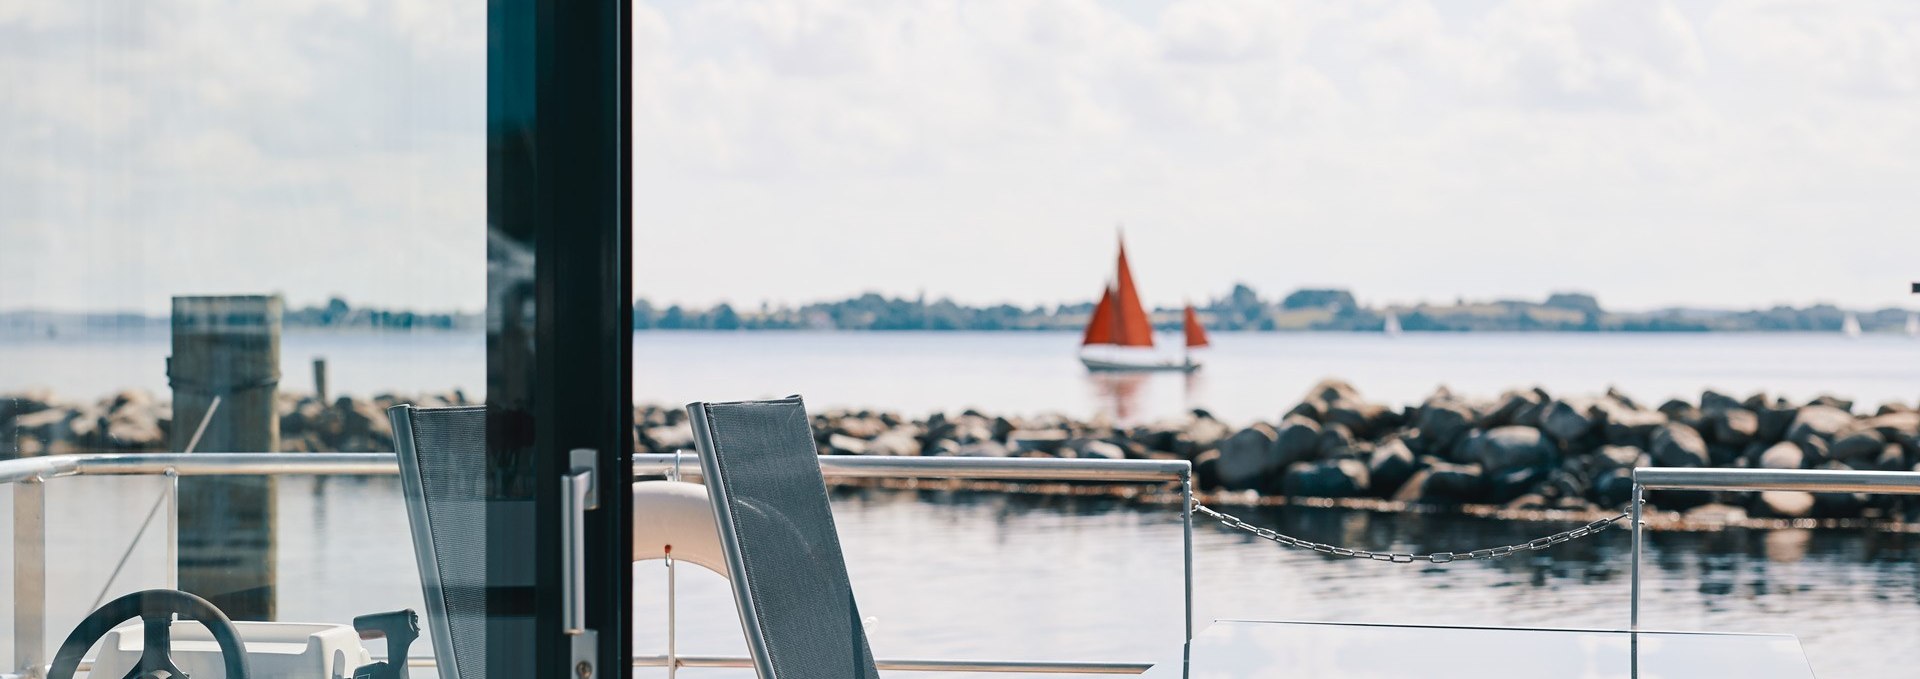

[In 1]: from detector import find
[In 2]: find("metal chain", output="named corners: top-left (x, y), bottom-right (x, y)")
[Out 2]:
top-left (1192, 502), bottom-right (1629, 564)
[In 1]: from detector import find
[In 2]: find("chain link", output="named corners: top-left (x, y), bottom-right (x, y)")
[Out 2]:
top-left (1192, 502), bottom-right (1629, 564)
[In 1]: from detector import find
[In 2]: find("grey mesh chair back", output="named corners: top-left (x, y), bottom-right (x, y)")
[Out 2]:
top-left (687, 397), bottom-right (881, 679)
top-left (387, 404), bottom-right (488, 679)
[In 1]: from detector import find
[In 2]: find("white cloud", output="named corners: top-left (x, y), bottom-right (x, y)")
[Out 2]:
top-left (3, 0), bottom-right (1916, 314)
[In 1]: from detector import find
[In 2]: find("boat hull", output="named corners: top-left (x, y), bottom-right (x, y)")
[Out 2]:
top-left (1079, 353), bottom-right (1200, 373)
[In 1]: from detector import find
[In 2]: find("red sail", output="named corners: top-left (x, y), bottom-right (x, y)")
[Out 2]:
top-left (1112, 241), bottom-right (1156, 348)
top-left (1082, 286), bottom-right (1118, 346)
top-left (1183, 305), bottom-right (1210, 348)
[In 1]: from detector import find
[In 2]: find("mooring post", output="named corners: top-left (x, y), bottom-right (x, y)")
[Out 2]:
top-left (169, 294), bottom-right (282, 620)
top-left (313, 357), bottom-right (328, 404)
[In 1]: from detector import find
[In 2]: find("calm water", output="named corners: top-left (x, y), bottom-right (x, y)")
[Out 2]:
top-left (5, 476), bottom-right (1918, 677)
top-left (3, 329), bottom-right (1919, 422)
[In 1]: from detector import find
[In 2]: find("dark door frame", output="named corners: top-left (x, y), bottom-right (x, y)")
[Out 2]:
top-left (488, 0), bottom-right (633, 676)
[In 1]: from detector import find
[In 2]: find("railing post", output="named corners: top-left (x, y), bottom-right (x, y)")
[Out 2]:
top-left (13, 478), bottom-right (46, 679)
top-left (1181, 467), bottom-right (1194, 643)
top-left (1630, 481), bottom-right (1643, 631)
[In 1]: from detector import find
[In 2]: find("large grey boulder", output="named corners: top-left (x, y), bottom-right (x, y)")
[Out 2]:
top-left (1830, 429), bottom-right (1886, 466)
top-left (1215, 423), bottom-right (1282, 492)
top-left (1272, 416), bottom-right (1322, 465)
top-left (1650, 423), bottom-right (1709, 467)
top-left (1462, 426), bottom-right (1557, 474)
top-left (1414, 401), bottom-right (1475, 456)
top-left (1368, 438), bottom-right (1418, 497)
top-left (1786, 405), bottom-right (1854, 446)
top-left (1758, 441), bottom-right (1805, 470)
top-left (1540, 400), bottom-right (1598, 444)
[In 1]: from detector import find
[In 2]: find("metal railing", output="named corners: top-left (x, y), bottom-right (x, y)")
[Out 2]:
top-left (1629, 467), bottom-right (1920, 630)
top-left (2, 452), bottom-right (1191, 678)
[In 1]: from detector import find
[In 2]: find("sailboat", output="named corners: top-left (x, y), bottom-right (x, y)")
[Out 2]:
top-left (1843, 311), bottom-right (1862, 338)
top-left (1906, 312), bottom-right (1917, 338)
top-left (1383, 311), bottom-right (1402, 337)
top-left (1079, 237), bottom-right (1209, 372)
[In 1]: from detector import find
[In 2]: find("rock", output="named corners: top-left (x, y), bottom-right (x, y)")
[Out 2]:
top-left (1862, 412), bottom-right (1920, 443)
top-left (1184, 417), bottom-right (1232, 448)
top-left (1215, 423), bottom-right (1282, 492)
top-left (1650, 424), bottom-right (1709, 467)
top-left (1658, 399), bottom-right (1705, 430)
top-left (1756, 491), bottom-right (1815, 518)
top-left (1368, 438), bottom-right (1418, 497)
top-left (1758, 442), bottom-right (1804, 470)
top-left (1271, 416), bottom-right (1321, 465)
top-left (1414, 402), bottom-right (1474, 456)
top-left (1830, 429), bottom-right (1886, 466)
top-left (1710, 408), bottom-right (1759, 446)
top-left (1809, 395), bottom-right (1854, 412)
top-left (1591, 467), bottom-right (1635, 507)
top-left (1418, 460), bottom-right (1489, 503)
top-left (1878, 444), bottom-right (1910, 472)
top-left (1756, 400), bottom-right (1799, 442)
top-left (1596, 445), bottom-right (1647, 469)
top-left (1700, 390), bottom-right (1744, 414)
top-left (1069, 439), bottom-right (1126, 460)
top-left (1602, 408), bottom-right (1666, 448)
top-left (1786, 405), bottom-right (1854, 446)
top-left (825, 433), bottom-right (869, 455)
top-left (1462, 426), bottom-right (1556, 474)
top-left (953, 440), bottom-right (1011, 458)
top-left (1480, 390), bottom-right (1545, 429)
top-left (1317, 424), bottom-right (1357, 459)
top-left (867, 428), bottom-right (923, 456)
top-left (1008, 430), bottom-right (1068, 455)
top-left (1489, 464), bottom-right (1550, 504)
top-left (1324, 401), bottom-right (1394, 440)
top-left (1282, 459), bottom-right (1370, 498)
top-left (1539, 400), bottom-right (1598, 444)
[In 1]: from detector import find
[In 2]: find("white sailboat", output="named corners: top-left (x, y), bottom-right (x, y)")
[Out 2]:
top-left (1843, 312), bottom-right (1862, 338)
top-left (1906, 312), bottom-right (1918, 338)
top-left (1383, 311), bottom-right (1402, 337)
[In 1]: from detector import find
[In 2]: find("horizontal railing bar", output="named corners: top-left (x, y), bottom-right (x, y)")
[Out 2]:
top-left (1634, 467), bottom-right (1920, 495)
top-left (638, 453), bottom-right (1189, 482)
top-left (0, 452), bottom-right (1187, 484)
top-left (72, 655), bottom-right (1151, 675)
top-left (631, 655), bottom-right (1152, 674)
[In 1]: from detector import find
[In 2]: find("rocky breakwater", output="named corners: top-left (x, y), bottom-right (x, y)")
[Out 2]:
top-left (633, 380), bottom-right (1920, 521)
top-left (1, 389), bottom-right (473, 456)
top-left (10, 383), bottom-right (1920, 521)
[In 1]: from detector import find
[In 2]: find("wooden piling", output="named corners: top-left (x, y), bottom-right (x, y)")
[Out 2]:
top-left (169, 294), bottom-right (281, 620)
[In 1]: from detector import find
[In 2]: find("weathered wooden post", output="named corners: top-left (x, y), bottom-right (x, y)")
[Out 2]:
top-left (169, 294), bottom-right (281, 620)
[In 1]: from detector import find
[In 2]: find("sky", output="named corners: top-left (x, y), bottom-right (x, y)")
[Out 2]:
top-left (4, 0), bottom-right (1919, 314)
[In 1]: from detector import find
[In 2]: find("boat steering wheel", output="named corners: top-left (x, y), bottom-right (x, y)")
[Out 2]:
top-left (48, 589), bottom-right (250, 679)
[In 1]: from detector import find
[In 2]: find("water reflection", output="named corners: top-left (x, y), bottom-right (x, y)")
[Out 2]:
top-left (1086, 371), bottom-right (1207, 424)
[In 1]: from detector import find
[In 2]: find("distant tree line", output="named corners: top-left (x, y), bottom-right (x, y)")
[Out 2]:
top-left (633, 285), bottom-right (1918, 333)
top-left (285, 297), bottom-right (480, 332)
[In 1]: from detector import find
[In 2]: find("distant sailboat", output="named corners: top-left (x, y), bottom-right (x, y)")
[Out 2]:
top-left (1906, 312), bottom-right (1918, 338)
top-left (1079, 236), bottom-right (1207, 372)
top-left (1843, 312), bottom-right (1862, 338)
top-left (1383, 311), bottom-right (1402, 337)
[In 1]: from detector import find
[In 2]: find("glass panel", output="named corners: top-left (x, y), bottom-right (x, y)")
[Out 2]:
top-left (3, 0), bottom-right (482, 676)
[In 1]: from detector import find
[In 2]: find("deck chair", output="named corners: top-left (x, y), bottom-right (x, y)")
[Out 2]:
top-left (387, 404), bottom-right (489, 679)
top-left (687, 397), bottom-right (882, 679)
